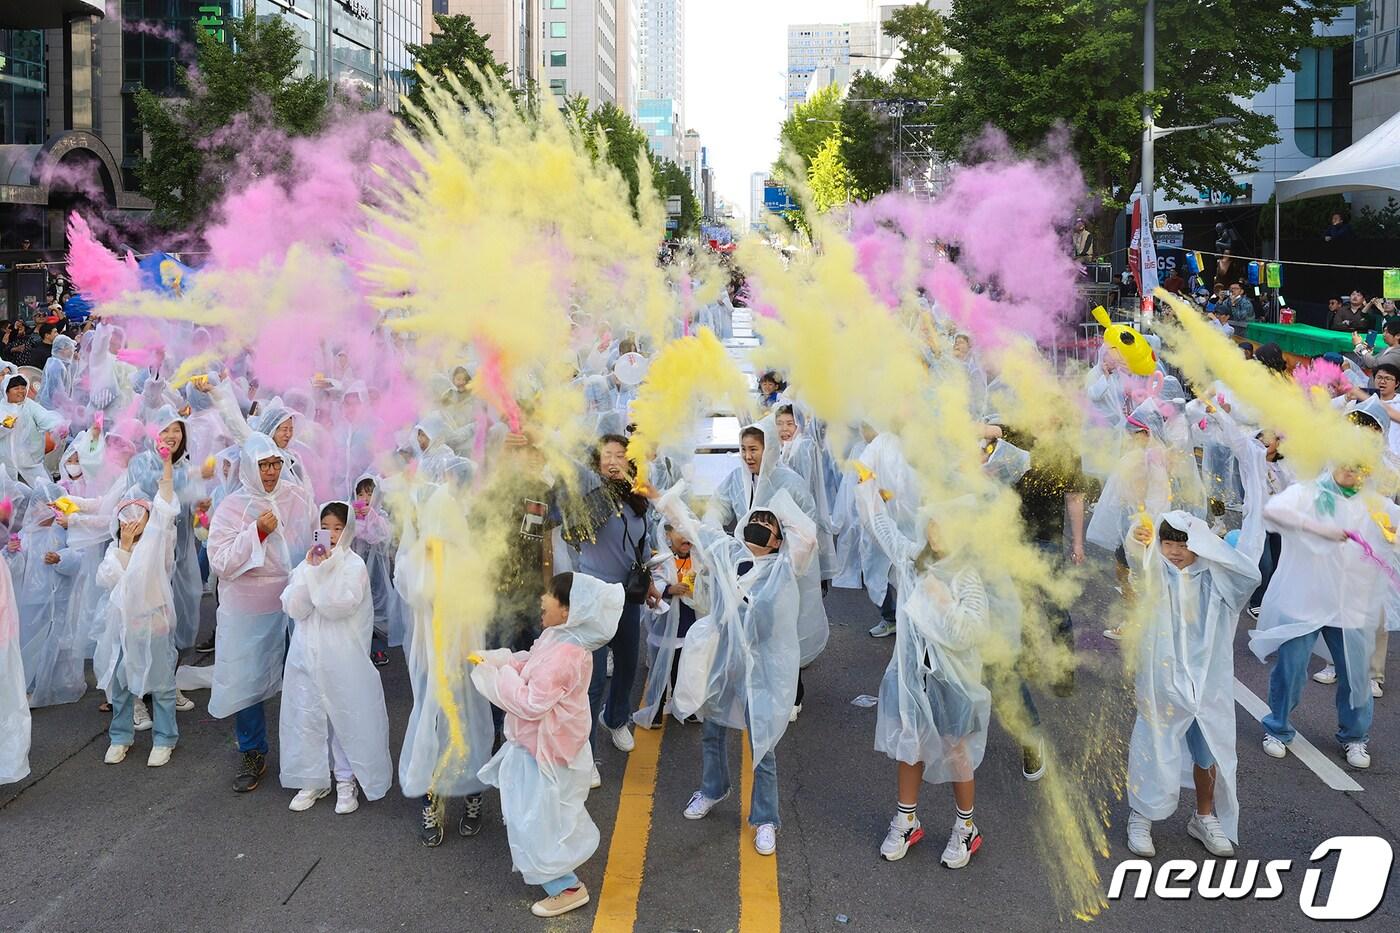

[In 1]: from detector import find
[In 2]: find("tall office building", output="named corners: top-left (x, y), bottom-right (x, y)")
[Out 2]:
top-left (616, 0), bottom-right (639, 116)
top-left (257, 0), bottom-right (422, 107)
top-left (785, 20), bottom-right (876, 113)
top-left (636, 0), bottom-right (683, 160)
top-left (538, 0), bottom-right (622, 107)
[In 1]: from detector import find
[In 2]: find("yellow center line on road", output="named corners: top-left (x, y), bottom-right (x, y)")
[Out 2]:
top-left (590, 722), bottom-right (665, 933)
top-left (739, 732), bottom-right (781, 933)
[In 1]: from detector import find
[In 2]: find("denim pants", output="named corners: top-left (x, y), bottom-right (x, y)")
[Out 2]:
top-left (542, 872), bottom-right (580, 896)
top-left (109, 683), bottom-right (178, 749)
top-left (1262, 627), bottom-right (1373, 745)
top-left (701, 719), bottom-right (779, 827)
top-left (235, 702), bottom-right (269, 754)
top-left (879, 583), bottom-right (897, 624)
top-left (1184, 720), bottom-right (1215, 769)
top-left (1249, 532), bottom-right (1281, 611)
top-left (589, 601), bottom-right (642, 747)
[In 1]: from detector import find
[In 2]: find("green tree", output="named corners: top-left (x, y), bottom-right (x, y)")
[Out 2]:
top-left (652, 158), bottom-right (701, 236)
top-left (809, 134), bottom-right (854, 213)
top-left (840, 72), bottom-right (895, 199)
top-left (893, 1), bottom-right (1349, 243)
top-left (775, 83), bottom-right (844, 184)
top-left (403, 13), bottom-right (510, 120)
top-left (135, 10), bottom-right (328, 228)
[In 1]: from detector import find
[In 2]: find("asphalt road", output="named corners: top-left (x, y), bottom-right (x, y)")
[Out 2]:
top-left (2, 555), bottom-right (1397, 933)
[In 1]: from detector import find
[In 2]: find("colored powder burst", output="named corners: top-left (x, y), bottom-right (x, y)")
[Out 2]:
top-left (1291, 358), bottom-right (1343, 396)
top-left (626, 328), bottom-right (751, 489)
top-left (65, 212), bottom-right (140, 302)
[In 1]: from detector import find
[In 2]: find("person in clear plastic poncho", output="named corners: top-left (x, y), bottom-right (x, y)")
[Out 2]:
top-left (471, 572), bottom-right (623, 920)
top-left (705, 416), bottom-right (827, 709)
top-left (92, 449), bottom-right (181, 767)
top-left (775, 405), bottom-right (837, 583)
top-left (352, 473), bottom-right (407, 660)
top-left (650, 478), bottom-right (814, 858)
top-left (278, 500), bottom-right (392, 815)
top-left (0, 373), bottom-right (65, 488)
top-left (206, 433), bottom-right (316, 792)
top-left (1251, 398), bottom-right (1399, 772)
top-left (9, 481), bottom-right (83, 708)
top-left (1122, 410), bottom-right (1265, 860)
top-left (0, 552), bottom-right (29, 784)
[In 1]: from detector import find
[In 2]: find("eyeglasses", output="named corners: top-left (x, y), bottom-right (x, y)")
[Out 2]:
top-left (257, 460), bottom-right (283, 473)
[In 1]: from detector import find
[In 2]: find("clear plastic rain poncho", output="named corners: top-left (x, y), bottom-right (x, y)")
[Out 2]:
top-left (706, 416), bottom-right (828, 666)
top-left (827, 434), bottom-right (869, 591)
top-left (660, 482), bottom-right (814, 769)
top-left (12, 485), bottom-right (84, 706)
top-left (856, 480), bottom-right (992, 784)
top-left (851, 432), bottom-right (922, 607)
top-left (1252, 459), bottom-right (1400, 713)
top-left (473, 573), bottom-right (623, 886)
top-left (205, 434), bottom-right (316, 719)
top-left (351, 472), bottom-right (407, 648)
top-left (92, 484), bottom-right (180, 700)
top-left (414, 413), bottom-right (477, 486)
top-left (39, 335), bottom-right (77, 412)
top-left (0, 556), bottom-right (29, 784)
top-left (779, 409), bottom-right (838, 581)
top-left (1087, 396), bottom-right (1206, 554)
top-left (0, 373), bottom-right (66, 487)
top-left (978, 437), bottom-right (1031, 655)
top-left (278, 500), bottom-right (393, 799)
top-left (1082, 346), bottom-right (1129, 480)
top-left (394, 482), bottom-right (495, 798)
top-left (632, 530), bottom-right (712, 729)
top-left (1125, 412), bottom-right (1265, 843)
top-left (124, 407), bottom-right (206, 649)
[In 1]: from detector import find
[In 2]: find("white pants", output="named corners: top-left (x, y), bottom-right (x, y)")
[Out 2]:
top-left (329, 722), bottom-right (352, 784)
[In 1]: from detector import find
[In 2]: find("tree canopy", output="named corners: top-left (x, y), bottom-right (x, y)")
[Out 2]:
top-left (403, 13), bottom-right (511, 120)
top-left (135, 9), bottom-right (328, 229)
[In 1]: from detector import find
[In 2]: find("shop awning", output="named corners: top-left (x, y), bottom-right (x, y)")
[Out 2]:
top-left (1276, 109), bottom-right (1400, 203)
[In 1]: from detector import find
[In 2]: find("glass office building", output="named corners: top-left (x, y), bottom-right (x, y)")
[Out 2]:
top-left (259, 0), bottom-right (422, 107)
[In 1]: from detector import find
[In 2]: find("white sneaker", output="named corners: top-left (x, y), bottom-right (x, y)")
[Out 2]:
top-left (1186, 812), bottom-right (1233, 856)
top-left (289, 787), bottom-right (331, 812)
top-left (174, 690), bottom-right (195, 712)
top-left (868, 619), bottom-right (896, 638)
top-left (600, 710), bottom-right (634, 752)
top-left (1313, 665), bottom-right (1337, 685)
top-left (1262, 734), bottom-right (1288, 759)
top-left (1102, 627), bottom-right (1123, 642)
top-left (940, 819), bottom-right (982, 869)
top-left (1372, 679), bottom-right (1384, 699)
top-left (1246, 606), bottom-right (1261, 620)
top-left (590, 764), bottom-right (601, 789)
top-left (754, 822), bottom-right (777, 856)
top-left (133, 698), bottom-right (152, 732)
top-left (879, 815), bottom-right (924, 861)
top-left (683, 789), bottom-right (728, 820)
top-left (1126, 811), bottom-right (1154, 857)
top-left (104, 743), bottom-right (129, 765)
top-left (146, 745), bottom-right (173, 768)
top-left (788, 703), bottom-right (802, 723)
top-left (1344, 742), bottom-right (1371, 769)
top-left (335, 779), bottom-right (359, 814)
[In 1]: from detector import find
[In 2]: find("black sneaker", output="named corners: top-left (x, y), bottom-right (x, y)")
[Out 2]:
top-left (195, 636), bottom-right (216, 654)
top-left (420, 795), bottom-right (445, 847)
top-left (371, 650), bottom-right (390, 668)
top-left (458, 794), bottom-right (484, 837)
top-left (233, 751), bottom-right (266, 793)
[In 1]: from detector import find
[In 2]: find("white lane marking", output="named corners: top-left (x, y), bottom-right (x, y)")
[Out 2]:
top-left (1234, 678), bottom-right (1364, 792)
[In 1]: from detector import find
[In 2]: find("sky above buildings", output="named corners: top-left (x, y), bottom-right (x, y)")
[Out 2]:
top-left (686, 0), bottom-right (875, 217)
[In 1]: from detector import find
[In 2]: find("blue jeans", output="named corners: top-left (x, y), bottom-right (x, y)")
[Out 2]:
top-left (109, 684), bottom-right (178, 749)
top-left (701, 719), bottom-right (779, 827)
top-left (235, 702), bottom-right (269, 754)
top-left (542, 872), bottom-right (580, 896)
top-left (1249, 532), bottom-right (1281, 611)
top-left (1263, 627), bottom-right (1373, 745)
top-left (1184, 720), bottom-right (1215, 769)
top-left (589, 601), bottom-right (642, 747)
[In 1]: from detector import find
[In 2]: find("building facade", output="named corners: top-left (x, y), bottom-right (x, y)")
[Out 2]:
top-left (785, 20), bottom-right (875, 113)
top-left (538, 0), bottom-right (622, 107)
top-left (1352, 0), bottom-right (1400, 211)
top-left (422, 1), bottom-right (529, 87)
top-left (256, 0), bottom-right (422, 108)
top-left (636, 0), bottom-right (682, 159)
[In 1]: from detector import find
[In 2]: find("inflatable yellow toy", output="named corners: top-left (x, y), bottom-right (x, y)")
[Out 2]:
top-left (1093, 305), bottom-right (1157, 376)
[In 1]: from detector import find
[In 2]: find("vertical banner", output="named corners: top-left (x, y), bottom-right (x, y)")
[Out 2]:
top-left (1138, 199), bottom-right (1159, 315)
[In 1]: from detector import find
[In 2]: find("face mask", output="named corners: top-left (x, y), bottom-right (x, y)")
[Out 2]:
top-left (743, 522), bottom-right (778, 548)
top-left (64, 462), bottom-right (81, 479)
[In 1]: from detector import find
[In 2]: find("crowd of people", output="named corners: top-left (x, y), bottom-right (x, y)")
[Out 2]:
top-left (1, 269), bottom-right (1396, 921)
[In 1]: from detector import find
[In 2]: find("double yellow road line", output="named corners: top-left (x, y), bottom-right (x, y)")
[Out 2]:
top-left (590, 725), bottom-right (781, 932)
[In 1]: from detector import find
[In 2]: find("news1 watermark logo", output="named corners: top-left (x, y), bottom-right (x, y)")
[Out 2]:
top-left (1108, 836), bottom-right (1393, 920)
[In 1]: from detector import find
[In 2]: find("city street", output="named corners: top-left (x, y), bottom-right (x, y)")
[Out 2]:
top-left (3, 570), bottom-right (1396, 933)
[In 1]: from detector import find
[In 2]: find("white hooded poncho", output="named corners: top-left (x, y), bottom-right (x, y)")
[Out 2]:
top-left (278, 500), bottom-right (393, 799)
